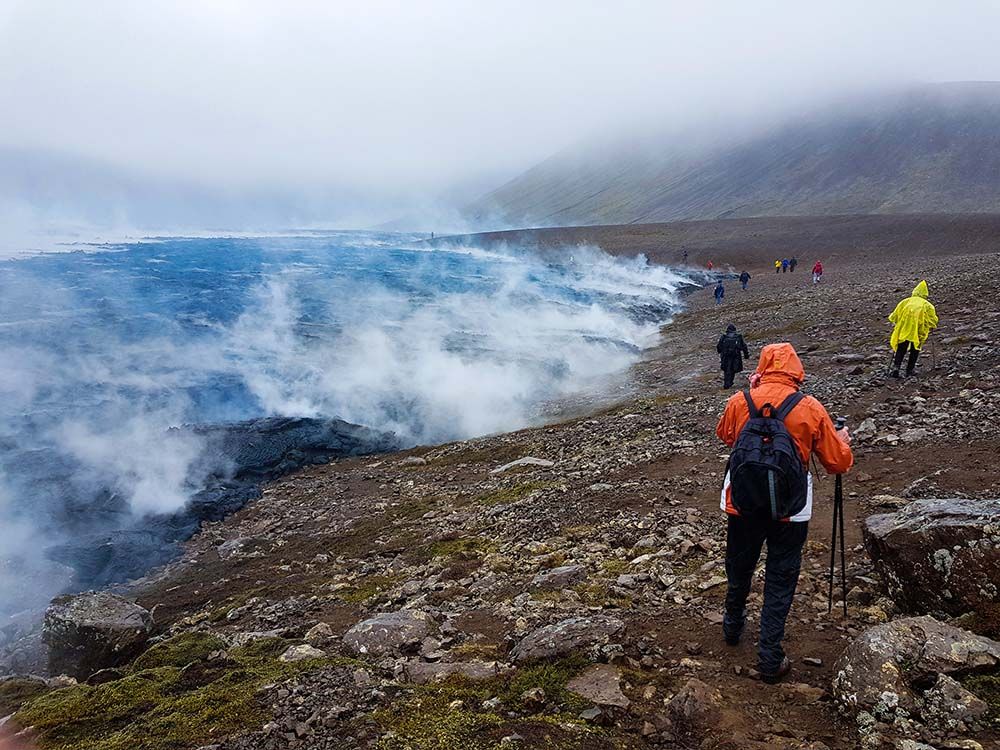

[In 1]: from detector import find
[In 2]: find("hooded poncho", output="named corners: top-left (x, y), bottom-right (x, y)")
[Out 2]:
top-left (889, 281), bottom-right (939, 351)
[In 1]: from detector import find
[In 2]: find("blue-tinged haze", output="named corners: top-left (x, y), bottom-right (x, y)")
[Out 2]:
top-left (0, 232), bottom-right (691, 625)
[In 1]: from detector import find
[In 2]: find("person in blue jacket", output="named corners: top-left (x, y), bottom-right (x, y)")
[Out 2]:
top-left (714, 280), bottom-right (725, 305)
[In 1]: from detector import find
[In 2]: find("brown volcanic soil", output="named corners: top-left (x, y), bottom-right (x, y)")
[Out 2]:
top-left (7, 219), bottom-right (1000, 749)
top-left (440, 213), bottom-right (1000, 269)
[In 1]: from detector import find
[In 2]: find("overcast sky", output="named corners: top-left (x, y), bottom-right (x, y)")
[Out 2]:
top-left (3, 0), bottom-right (1000, 227)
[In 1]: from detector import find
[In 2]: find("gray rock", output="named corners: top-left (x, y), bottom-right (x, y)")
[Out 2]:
top-left (403, 659), bottom-right (498, 684)
top-left (43, 591), bottom-right (152, 678)
top-left (279, 644), bottom-right (326, 662)
top-left (832, 616), bottom-right (1000, 730)
top-left (530, 564), bottom-right (587, 591)
top-left (864, 498), bottom-right (1000, 615)
top-left (666, 678), bottom-right (720, 728)
top-left (490, 457), bottom-right (554, 474)
top-left (566, 664), bottom-right (630, 708)
top-left (343, 609), bottom-right (436, 657)
top-left (511, 616), bottom-right (624, 663)
top-left (304, 622), bottom-right (334, 647)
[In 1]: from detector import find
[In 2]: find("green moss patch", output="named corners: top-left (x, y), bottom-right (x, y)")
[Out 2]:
top-left (475, 481), bottom-right (558, 507)
top-left (339, 573), bottom-right (405, 604)
top-left (0, 677), bottom-right (50, 716)
top-left (131, 631), bottom-right (227, 670)
top-left (964, 669), bottom-right (1000, 722)
top-left (15, 637), bottom-right (328, 750)
top-left (375, 657), bottom-right (593, 750)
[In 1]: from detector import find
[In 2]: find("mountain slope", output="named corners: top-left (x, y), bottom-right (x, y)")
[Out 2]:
top-left (466, 82), bottom-right (1000, 227)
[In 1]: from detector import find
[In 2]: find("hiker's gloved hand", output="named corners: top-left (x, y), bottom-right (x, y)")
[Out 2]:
top-left (836, 426), bottom-right (852, 445)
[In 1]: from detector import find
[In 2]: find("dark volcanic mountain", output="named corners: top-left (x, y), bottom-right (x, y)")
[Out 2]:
top-left (466, 82), bottom-right (1000, 228)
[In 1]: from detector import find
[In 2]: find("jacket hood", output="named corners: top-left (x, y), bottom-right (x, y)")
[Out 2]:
top-left (755, 343), bottom-right (805, 385)
top-left (726, 323), bottom-right (736, 332)
top-left (912, 280), bottom-right (929, 298)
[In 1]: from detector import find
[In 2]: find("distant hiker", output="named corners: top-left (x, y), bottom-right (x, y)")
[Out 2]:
top-left (714, 280), bottom-right (725, 305)
top-left (431, 232), bottom-right (435, 240)
top-left (716, 343), bottom-right (853, 683)
top-left (811, 261), bottom-right (823, 284)
top-left (888, 280), bottom-right (939, 378)
top-left (781, 258), bottom-right (789, 273)
top-left (683, 249), bottom-right (689, 263)
top-left (739, 270), bottom-right (751, 291)
top-left (707, 260), bottom-right (714, 271)
top-left (717, 323), bottom-right (750, 388)
top-left (774, 260), bottom-right (781, 274)
top-left (789, 257), bottom-right (797, 272)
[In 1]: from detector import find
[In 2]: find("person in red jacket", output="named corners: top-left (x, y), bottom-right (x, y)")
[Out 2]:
top-left (716, 343), bottom-right (852, 682)
top-left (811, 261), bottom-right (823, 284)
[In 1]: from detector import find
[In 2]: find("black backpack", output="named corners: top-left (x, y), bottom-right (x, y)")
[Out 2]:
top-left (728, 390), bottom-right (808, 520)
top-left (720, 334), bottom-right (740, 356)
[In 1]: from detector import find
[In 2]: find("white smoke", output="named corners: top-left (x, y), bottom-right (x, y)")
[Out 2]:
top-left (0, 237), bottom-right (693, 629)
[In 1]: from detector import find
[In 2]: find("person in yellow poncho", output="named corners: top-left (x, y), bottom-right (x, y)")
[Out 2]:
top-left (888, 280), bottom-right (939, 378)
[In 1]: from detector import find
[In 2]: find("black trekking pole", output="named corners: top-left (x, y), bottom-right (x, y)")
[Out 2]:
top-left (827, 417), bottom-right (849, 617)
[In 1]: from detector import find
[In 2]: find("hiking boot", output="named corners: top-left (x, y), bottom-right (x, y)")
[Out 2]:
top-left (889, 370), bottom-right (901, 379)
top-left (722, 613), bottom-right (745, 646)
top-left (904, 370), bottom-right (917, 378)
top-left (760, 657), bottom-right (792, 684)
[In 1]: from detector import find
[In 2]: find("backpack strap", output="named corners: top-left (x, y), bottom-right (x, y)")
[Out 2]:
top-left (742, 389), bottom-right (760, 419)
top-left (773, 391), bottom-right (805, 421)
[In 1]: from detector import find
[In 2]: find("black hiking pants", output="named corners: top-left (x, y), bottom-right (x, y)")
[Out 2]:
top-left (891, 341), bottom-right (919, 375)
top-left (723, 515), bottom-right (808, 674)
top-left (723, 368), bottom-right (738, 389)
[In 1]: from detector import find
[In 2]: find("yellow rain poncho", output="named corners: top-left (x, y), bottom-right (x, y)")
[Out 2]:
top-left (889, 281), bottom-right (939, 351)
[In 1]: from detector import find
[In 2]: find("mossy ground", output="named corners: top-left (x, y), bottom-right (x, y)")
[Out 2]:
top-left (15, 635), bottom-right (331, 750)
top-left (0, 677), bottom-right (50, 716)
top-left (339, 573), bottom-right (406, 604)
top-left (375, 657), bottom-right (595, 750)
top-left (474, 481), bottom-right (560, 507)
top-left (964, 669), bottom-right (1000, 723)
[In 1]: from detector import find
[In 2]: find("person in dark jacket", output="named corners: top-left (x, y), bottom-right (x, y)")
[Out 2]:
top-left (789, 256), bottom-right (798, 272)
top-left (739, 271), bottom-right (751, 290)
top-left (717, 324), bottom-right (750, 388)
top-left (714, 280), bottom-right (725, 305)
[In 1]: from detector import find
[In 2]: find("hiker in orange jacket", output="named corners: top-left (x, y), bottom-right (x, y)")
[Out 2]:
top-left (716, 343), bottom-right (853, 682)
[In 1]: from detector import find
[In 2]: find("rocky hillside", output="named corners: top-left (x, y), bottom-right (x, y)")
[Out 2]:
top-left (3, 240), bottom-right (1000, 749)
top-left (467, 82), bottom-right (1000, 228)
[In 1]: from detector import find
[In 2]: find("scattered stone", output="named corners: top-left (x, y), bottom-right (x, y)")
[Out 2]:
top-left (833, 616), bottom-right (1000, 736)
top-left (511, 616), bottom-right (624, 663)
top-left (43, 591), bottom-right (153, 678)
top-left (666, 678), bottom-right (721, 728)
top-left (802, 657), bottom-right (822, 667)
top-left (490, 457), bottom-right (554, 474)
top-left (530, 564), bottom-right (587, 591)
top-left (520, 686), bottom-right (546, 708)
top-left (279, 644), bottom-right (326, 662)
top-left (343, 610), bottom-right (436, 657)
top-left (400, 456), bottom-right (427, 466)
top-left (403, 660), bottom-right (498, 684)
top-left (304, 622), bottom-right (334, 647)
top-left (864, 498), bottom-right (1000, 615)
top-left (566, 664), bottom-right (630, 708)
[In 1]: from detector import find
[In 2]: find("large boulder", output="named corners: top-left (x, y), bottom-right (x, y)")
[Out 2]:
top-left (864, 498), bottom-right (1000, 616)
top-left (833, 616), bottom-right (1000, 740)
top-left (43, 592), bottom-right (153, 678)
top-left (511, 616), bottom-right (624, 664)
top-left (343, 610), bottom-right (435, 657)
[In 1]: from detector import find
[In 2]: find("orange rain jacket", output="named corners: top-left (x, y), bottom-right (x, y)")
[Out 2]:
top-left (716, 343), bottom-right (854, 520)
